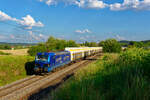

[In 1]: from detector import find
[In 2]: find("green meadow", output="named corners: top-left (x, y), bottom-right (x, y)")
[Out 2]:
top-left (0, 51), bottom-right (11, 55)
top-left (52, 48), bottom-right (150, 100)
top-left (0, 55), bottom-right (34, 86)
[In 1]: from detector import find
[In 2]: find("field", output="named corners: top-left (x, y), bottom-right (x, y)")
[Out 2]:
top-left (0, 55), bottom-right (34, 86)
top-left (0, 49), bottom-right (28, 56)
top-left (52, 48), bottom-right (150, 100)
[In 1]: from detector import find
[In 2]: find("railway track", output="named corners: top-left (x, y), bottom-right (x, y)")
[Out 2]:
top-left (0, 53), bottom-right (101, 100)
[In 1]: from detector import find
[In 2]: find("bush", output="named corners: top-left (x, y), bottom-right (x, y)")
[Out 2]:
top-left (28, 43), bottom-right (47, 56)
top-left (0, 44), bottom-right (11, 50)
top-left (102, 39), bottom-right (121, 53)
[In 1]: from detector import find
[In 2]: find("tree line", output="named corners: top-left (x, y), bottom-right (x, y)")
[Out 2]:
top-left (0, 44), bottom-right (11, 50)
top-left (28, 36), bottom-right (80, 56)
top-left (28, 36), bottom-right (102, 56)
top-left (28, 37), bottom-right (124, 56)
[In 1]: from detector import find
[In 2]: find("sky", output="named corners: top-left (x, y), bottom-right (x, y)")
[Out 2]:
top-left (0, 0), bottom-right (150, 43)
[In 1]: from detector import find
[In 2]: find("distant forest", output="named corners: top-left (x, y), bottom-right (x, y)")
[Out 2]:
top-left (119, 40), bottom-right (150, 47)
top-left (0, 42), bottom-right (37, 46)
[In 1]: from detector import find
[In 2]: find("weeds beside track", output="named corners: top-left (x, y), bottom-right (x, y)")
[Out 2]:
top-left (52, 48), bottom-right (150, 100)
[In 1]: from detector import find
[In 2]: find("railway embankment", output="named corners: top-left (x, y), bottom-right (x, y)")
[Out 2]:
top-left (51, 48), bottom-right (150, 100)
top-left (0, 55), bottom-right (34, 86)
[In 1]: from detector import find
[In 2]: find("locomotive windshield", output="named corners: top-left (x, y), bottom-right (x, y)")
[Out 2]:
top-left (36, 55), bottom-right (48, 62)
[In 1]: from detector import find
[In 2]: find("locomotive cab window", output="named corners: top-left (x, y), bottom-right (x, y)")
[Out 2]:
top-left (36, 55), bottom-right (48, 62)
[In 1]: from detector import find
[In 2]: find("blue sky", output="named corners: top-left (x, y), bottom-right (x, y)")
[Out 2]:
top-left (0, 0), bottom-right (150, 43)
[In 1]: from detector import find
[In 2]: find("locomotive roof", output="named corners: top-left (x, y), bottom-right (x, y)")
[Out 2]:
top-left (55, 51), bottom-right (70, 55)
top-left (37, 51), bottom-right (70, 56)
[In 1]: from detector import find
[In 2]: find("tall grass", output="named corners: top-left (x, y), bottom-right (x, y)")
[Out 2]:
top-left (0, 51), bottom-right (11, 55)
top-left (52, 48), bottom-right (150, 100)
top-left (0, 55), bottom-right (34, 86)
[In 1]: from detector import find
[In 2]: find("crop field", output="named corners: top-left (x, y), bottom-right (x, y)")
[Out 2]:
top-left (0, 55), bottom-right (34, 86)
top-left (51, 48), bottom-right (150, 100)
top-left (0, 49), bottom-right (28, 56)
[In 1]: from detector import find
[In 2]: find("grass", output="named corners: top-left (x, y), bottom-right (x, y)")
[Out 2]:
top-left (52, 48), bottom-right (150, 100)
top-left (0, 51), bottom-right (11, 55)
top-left (0, 49), bottom-right (28, 56)
top-left (0, 55), bottom-right (34, 86)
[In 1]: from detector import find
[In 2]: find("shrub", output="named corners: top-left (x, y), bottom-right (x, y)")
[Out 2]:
top-left (102, 39), bottom-right (121, 53)
top-left (0, 44), bottom-right (11, 50)
top-left (28, 43), bottom-right (47, 56)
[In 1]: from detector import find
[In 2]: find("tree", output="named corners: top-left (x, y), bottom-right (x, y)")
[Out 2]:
top-left (89, 42), bottom-right (98, 47)
top-left (67, 40), bottom-right (78, 47)
top-left (98, 41), bottom-right (105, 47)
top-left (28, 36), bottom-right (79, 56)
top-left (46, 36), bottom-right (58, 51)
top-left (102, 39), bottom-right (121, 53)
top-left (56, 40), bottom-right (67, 51)
top-left (0, 44), bottom-right (11, 50)
top-left (28, 43), bottom-right (47, 56)
top-left (128, 41), bottom-right (144, 48)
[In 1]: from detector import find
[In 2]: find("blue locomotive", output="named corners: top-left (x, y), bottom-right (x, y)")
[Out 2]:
top-left (34, 51), bottom-right (71, 73)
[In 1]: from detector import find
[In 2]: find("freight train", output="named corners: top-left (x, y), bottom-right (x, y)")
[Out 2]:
top-left (34, 47), bottom-right (102, 73)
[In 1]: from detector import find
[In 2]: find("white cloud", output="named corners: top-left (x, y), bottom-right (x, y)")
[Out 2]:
top-left (40, 0), bottom-right (107, 9)
top-left (39, 0), bottom-right (150, 11)
top-left (28, 31), bottom-right (40, 41)
top-left (39, 0), bottom-right (57, 5)
top-left (17, 15), bottom-right (44, 29)
top-left (75, 0), bottom-right (108, 9)
top-left (0, 11), bottom-right (17, 21)
top-left (39, 33), bottom-right (48, 40)
top-left (110, 0), bottom-right (150, 11)
top-left (39, 33), bottom-right (44, 37)
top-left (0, 11), bottom-right (44, 29)
top-left (28, 31), bottom-right (47, 41)
top-left (0, 32), bottom-right (47, 43)
top-left (75, 29), bottom-right (91, 34)
top-left (115, 35), bottom-right (125, 40)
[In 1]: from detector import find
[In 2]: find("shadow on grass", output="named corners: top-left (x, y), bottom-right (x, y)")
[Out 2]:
top-left (25, 61), bottom-right (35, 75)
